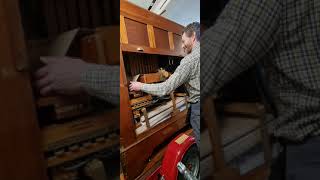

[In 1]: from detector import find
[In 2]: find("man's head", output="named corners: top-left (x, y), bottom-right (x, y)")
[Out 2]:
top-left (181, 22), bottom-right (200, 54)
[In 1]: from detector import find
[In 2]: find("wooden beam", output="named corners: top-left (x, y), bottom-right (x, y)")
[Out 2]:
top-left (120, 15), bottom-right (128, 44)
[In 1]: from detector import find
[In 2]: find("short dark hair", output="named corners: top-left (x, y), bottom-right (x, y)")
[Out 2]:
top-left (182, 22), bottom-right (200, 41)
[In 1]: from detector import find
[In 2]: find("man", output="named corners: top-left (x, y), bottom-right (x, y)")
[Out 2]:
top-left (129, 22), bottom-right (201, 147)
top-left (35, 57), bottom-right (119, 105)
top-left (202, 0), bottom-right (320, 179)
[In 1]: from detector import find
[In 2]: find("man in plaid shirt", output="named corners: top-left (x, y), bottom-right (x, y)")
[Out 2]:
top-left (130, 22), bottom-right (201, 147)
top-left (202, 0), bottom-right (320, 179)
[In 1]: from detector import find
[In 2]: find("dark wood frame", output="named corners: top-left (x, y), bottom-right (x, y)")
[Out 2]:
top-left (202, 96), bottom-right (272, 180)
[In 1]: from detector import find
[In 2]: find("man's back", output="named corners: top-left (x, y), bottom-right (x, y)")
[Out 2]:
top-left (202, 0), bottom-right (320, 141)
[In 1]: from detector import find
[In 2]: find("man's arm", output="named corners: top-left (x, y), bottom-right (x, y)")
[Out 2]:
top-left (201, 0), bottom-right (282, 98)
top-left (140, 60), bottom-right (193, 97)
top-left (81, 64), bottom-right (119, 105)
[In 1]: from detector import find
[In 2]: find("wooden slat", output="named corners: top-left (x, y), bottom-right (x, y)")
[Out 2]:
top-left (43, 0), bottom-right (59, 37)
top-left (55, 0), bottom-right (69, 32)
top-left (78, 0), bottom-right (91, 27)
top-left (129, 95), bottom-right (152, 106)
top-left (66, 0), bottom-right (79, 29)
top-left (111, 0), bottom-right (119, 23)
top-left (103, 0), bottom-right (112, 25)
top-left (120, 15), bottom-right (128, 44)
top-left (168, 32), bottom-right (174, 50)
top-left (47, 135), bottom-right (119, 167)
top-left (147, 25), bottom-right (156, 48)
top-left (121, 43), bottom-right (183, 57)
top-left (42, 111), bottom-right (119, 151)
top-left (89, 0), bottom-right (102, 27)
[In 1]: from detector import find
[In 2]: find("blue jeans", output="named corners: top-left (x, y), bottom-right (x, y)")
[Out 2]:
top-left (286, 136), bottom-right (320, 180)
top-left (190, 101), bottom-right (200, 148)
top-left (269, 136), bottom-right (320, 180)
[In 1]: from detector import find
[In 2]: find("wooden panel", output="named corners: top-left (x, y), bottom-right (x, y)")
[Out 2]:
top-left (173, 33), bottom-right (183, 56)
top-left (139, 73), bottom-right (161, 83)
top-left (56, 0), bottom-right (69, 32)
top-left (121, 110), bottom-right (188, 179)
top-left (78, 0), bottom-right (91, 27)
top-left (103, 0), bottom-right (112, 25)
top-left (120, 49), bottom-right (136, 147)
top-left (97, 26), bottom-right (120, 65)
top-left (43, 0), bottom-right (59, 37)
top-left (42, 111), bottom-right (119, 151)
top-left (124, 18), bottom-right (149, 47)
top-left (154, 27), bottom-right (170, 50)
top-left (121, 43), bottom-right (183, 57)
top-left (0, 0), bottom-right (47, 179)
top-left (66, 0), bottom-right (79, 29)
top-left (168, 32), bottom-right (174, 50)
top-left (120, 15), bottom-right (128, 44)
top-left (89, 0), bottom-right (102, 27)
top-left (81, 26), bottom-right (120, 65)
top-left (147, 25), bottom-right (156, 48)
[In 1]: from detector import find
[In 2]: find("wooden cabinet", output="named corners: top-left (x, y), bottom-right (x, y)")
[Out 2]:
top-left (120, 0), bottom-right (184, 56)
top-left (120, 1), bottom-right (189, 179)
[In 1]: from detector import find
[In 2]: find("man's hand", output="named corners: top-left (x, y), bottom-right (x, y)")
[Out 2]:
top-left (34, 56), bottom-right (89, 96)
top-left (129, 81), bottom-right (144, 92)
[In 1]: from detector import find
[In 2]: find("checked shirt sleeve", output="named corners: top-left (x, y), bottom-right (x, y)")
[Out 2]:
top-left (81, 64), bottom-right (119, 105)
top-left (201, 0), bottom-right (282, 98)
top-left (141, 58), bottom-right (193, 97)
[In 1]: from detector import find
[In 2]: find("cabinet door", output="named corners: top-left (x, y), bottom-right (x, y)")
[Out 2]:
top-left (153, 27), bottom-right (170, 50)
top-left (0, 0), bottom-right (47, 179)
top-left (124, 17), bottom-right (150, 47)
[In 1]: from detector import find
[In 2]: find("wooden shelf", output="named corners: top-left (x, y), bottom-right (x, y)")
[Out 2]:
top-left (121, 43), bottom-right (183, 57)
top-left (41, 110), bottom-right (119, 151)
top-left (47, 134), bottom-right (119, 167)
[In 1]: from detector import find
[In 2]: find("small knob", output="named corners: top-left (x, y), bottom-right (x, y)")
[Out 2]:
top-left (137, 47), bottom-right (144, 52)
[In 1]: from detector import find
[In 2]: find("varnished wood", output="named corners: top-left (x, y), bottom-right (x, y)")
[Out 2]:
top-left (125, 17), bottom-right (149, 47)
top-left (168, 32), bottom-right (174, 50)
top-left (122, 43), bottom-right (183, 57)
top-left (147, 25), bottom-right (156, 48)
top-left (120, 15), bottom-right (129, 44)
top-left (121, 110), bottom-right (188, 179)
top-left (120, 2), bottom-right (188, 179)
top-left (41, 111), bottom-right (119, 151)
top-left (0, 0), bottom-right (47, 179)
top-left (120, 0), bottom-right (184, 56)
top-left (154, 27), bottom-right (170, 50)
top-left (120, 48), bottom-right (136, 147)
top-left (139, 73), bottom-right (162, 83)
top-left (47, 133), bottom-right (119, 167)
top-left (203, 96), bottom-right (272, 180)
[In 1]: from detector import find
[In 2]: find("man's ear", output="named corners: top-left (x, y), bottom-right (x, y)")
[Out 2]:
top-left (192, 32), bottom-right (196, 43)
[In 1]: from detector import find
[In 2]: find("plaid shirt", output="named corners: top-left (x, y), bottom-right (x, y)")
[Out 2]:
top-left (202, 0), bottom-right (320, 141)
top-left (81, 64), bottom-right (119, 105)
top-left (141, 42), bottom-right (200, 103)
